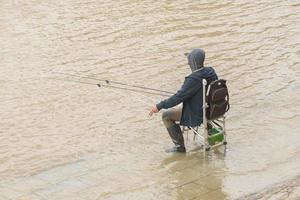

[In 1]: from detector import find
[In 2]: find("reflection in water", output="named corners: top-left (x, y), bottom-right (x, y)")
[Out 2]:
top-left (160, 152), bottom-right (227, 200)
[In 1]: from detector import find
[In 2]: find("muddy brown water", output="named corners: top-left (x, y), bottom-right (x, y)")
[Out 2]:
top-left (0, 0), bottom-right (300, 199)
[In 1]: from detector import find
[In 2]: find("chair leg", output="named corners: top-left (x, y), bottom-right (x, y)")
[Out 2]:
top-left (222, 116), bottom-right (227, 145)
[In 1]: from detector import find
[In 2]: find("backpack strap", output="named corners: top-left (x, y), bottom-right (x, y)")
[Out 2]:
top-left (225, 84), bottom-right (230, 112)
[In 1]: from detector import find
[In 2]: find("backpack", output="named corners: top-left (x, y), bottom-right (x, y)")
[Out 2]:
top-left (206, 79), bottom-right (230, 120)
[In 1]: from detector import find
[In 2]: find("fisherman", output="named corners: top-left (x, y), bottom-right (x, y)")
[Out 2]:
top-left (149, 48), bottom-right (218, 153)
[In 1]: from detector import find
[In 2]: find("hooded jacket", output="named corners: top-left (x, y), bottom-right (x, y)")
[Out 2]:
top-left (156, 49), bottom-right (218, 127)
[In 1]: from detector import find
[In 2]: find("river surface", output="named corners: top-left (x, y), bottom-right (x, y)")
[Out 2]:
top-left (0, 0), bottom-right (300, 199)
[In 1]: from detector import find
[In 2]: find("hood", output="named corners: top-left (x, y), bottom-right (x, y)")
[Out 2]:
top-left (188, 66), bottom-right (216, 81)
top-left (187, 49), bottom-right (205, 72)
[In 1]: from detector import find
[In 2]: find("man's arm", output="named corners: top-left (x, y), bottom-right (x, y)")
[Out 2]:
top-left (149, 77), bottom-right (201, 116)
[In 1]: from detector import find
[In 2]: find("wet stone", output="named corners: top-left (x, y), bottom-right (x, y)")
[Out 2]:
top-left (33, 178), bottom-right (90, 199)
top-left (36, 161), bottom-right (89, 184)
top-left (5, 176), bottom-right (49, 194)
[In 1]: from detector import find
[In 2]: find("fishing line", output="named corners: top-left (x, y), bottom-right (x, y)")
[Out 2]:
top-left (46, 79), bottom-right (154, 124)
top-left (47, 71), bottom-right (172, 112)
top-left (48, 77), bottom-right (96, 86)
top-left (99, 83), bottom-right (153, 107)
top-left (48, 77), bottom-right (170, 97)
top-left (97, 84), bottom-right (170, 97)
top-left (51, 71), bottom-right (174, 95)
top-left (48, 77), bottom-right (157, 107)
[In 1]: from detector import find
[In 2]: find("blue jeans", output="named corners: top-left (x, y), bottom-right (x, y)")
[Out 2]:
top-left (161, 106), bottom-right (182, 129)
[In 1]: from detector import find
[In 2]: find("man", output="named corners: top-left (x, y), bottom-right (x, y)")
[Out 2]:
top-left (149, 48), bottom-right (218, 153)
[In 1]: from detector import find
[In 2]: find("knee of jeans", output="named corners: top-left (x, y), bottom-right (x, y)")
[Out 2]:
top-left (162, 111), bottom-right (170, 121)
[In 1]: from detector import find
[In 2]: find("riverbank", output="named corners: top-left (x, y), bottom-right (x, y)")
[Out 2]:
top-left (242, 175), bottom-right (300, 200)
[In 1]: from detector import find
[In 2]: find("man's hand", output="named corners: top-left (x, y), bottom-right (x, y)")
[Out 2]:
top-left (149, 105), bottom-right (159, 116)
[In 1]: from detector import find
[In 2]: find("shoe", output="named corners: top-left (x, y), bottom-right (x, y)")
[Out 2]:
top-left (165, 146), bottom-right (186, 153)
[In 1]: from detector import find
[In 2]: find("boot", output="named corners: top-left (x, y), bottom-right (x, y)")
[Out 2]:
top-left (166, 124), bottom-right (186, 153)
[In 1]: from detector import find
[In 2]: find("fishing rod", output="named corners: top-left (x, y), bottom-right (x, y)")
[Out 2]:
top-left (48, 77), bottom-right (170, 97)
top-left (51, 71), bottom-right (174, 95)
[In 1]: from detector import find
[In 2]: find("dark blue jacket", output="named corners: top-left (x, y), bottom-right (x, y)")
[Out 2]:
top-left (156, 67), bottom-right (218, 127)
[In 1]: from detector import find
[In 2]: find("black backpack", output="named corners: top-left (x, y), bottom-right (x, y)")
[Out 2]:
top-left (206, 79), bottom-right (230, 120)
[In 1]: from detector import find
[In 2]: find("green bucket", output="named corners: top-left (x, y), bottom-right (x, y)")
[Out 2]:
top-left (208, 128), bottom-right (224, 146)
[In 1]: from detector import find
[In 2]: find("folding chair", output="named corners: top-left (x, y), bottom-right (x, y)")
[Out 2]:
top-left (183, 79), bottom-right (230, 156)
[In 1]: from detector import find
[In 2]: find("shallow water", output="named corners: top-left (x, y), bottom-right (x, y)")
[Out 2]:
top-left (0, 0), bottom-right (300, 199)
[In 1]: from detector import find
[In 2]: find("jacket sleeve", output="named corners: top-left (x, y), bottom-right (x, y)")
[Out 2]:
top-left (156, 77), bottom-right (201, 110)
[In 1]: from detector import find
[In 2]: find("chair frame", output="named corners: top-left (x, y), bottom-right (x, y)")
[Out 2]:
top-left (183, 79), bottom-right (227, 156)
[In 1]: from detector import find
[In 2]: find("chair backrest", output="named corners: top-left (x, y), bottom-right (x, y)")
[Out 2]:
top-left (206, 79), bottom-right (230, 120)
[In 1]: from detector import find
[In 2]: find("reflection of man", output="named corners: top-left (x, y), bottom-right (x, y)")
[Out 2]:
top-left (160, 153), bottom-right (227, 199)
top-left (149, 49), bottom-right (218, 153)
